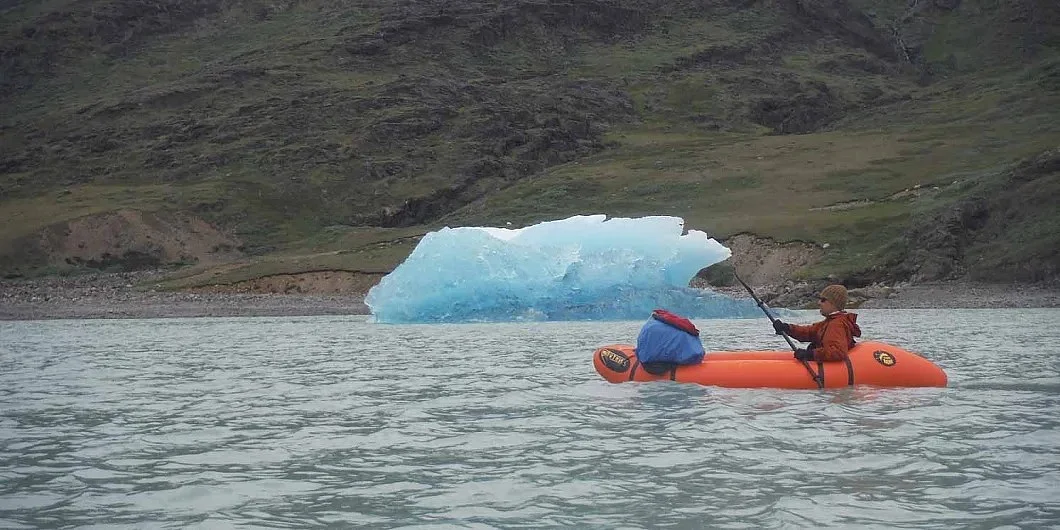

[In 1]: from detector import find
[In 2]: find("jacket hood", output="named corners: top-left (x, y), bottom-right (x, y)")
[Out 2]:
top-left (829, 311), bottom-right (862, 337)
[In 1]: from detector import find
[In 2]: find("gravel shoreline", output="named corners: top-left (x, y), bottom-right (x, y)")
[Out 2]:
top-left (717, 281), bottom-right (1060, 310)
top-left (0, 271), bottom-right (369, 321)
top-left (2, 271), bottom-right (1057, 321)
top-left (855, 282), bottom-right (1060, 309)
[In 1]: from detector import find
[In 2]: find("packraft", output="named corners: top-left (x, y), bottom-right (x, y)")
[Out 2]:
top-left (593, 341), bottom-right (948, 389)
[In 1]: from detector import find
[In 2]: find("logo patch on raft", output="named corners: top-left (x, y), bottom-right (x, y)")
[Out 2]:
top-left (599, 349), bottom-right (631, 372)
top-left (873, 350), bottom-right (897, 367)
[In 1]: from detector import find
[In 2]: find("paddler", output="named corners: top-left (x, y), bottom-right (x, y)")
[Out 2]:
top-left (772, 284), bottom-right (861, 362)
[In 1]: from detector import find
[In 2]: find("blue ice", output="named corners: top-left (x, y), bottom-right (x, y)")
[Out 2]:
top-left (365, 215), bottom-right (761, 323)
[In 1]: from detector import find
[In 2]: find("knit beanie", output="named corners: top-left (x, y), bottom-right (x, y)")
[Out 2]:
top-left (820, 284), bottom-right (848, 310)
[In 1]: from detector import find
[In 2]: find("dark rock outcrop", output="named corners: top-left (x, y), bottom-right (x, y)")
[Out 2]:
top-left (888, 149), bottom-right (1060, 284)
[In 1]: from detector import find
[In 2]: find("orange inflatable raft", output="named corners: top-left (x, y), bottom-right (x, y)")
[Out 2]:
top-left (593, 341), bottom-right (947, 389)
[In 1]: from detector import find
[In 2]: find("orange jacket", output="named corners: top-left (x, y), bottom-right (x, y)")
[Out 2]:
top-left (787, 312), bottom-right (862, 362)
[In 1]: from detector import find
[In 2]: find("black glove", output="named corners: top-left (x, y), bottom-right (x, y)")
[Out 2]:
top-left (794, 348), bottom-right (815, 361)
top-left (773, 320), bottom-right (790, 335)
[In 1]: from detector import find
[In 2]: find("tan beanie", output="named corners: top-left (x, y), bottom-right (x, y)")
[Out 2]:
top-left (820, 284), bottom-right (848, 310)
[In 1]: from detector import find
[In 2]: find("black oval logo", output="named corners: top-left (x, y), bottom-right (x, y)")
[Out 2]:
top-left (599, 348), bottom-right (631, 372)
top-left (873, 350), bottom-right (897, 367)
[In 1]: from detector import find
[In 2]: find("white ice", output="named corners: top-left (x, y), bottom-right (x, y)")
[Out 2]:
top-left (365, 214), bottom-right (760, 323)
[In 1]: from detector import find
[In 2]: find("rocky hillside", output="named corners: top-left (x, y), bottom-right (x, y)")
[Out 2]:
top-left (1, 0), bottom-right (1058, 286)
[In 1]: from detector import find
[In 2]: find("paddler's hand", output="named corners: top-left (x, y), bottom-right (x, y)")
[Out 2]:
top-left (773, 320), bottom-right (790, 335)
top-left (793, 348), bottom-right (814, 361)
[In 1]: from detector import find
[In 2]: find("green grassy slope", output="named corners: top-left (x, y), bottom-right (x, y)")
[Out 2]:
top-left (1, 0), bottom-right (1058, 284)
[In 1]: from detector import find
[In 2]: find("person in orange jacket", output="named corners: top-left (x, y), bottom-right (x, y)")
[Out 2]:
top-left (772, 284), bottom-right (861, 362)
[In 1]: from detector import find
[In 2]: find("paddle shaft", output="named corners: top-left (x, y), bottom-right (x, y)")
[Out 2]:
top-left (733, 272), bottom-right (823, 388)
top-left (733, 273), bottom-right (798, 350)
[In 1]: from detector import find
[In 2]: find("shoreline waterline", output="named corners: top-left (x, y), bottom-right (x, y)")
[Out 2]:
top-left (2, 271), bottom-right (1058, 321)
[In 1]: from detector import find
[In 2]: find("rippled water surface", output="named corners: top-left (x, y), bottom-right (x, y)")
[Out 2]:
top-left (2, 310), bottom-right (1059, 528)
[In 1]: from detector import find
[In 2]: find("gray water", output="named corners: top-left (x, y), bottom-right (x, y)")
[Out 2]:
top-left (1, 309), bottom-right (1058, 529)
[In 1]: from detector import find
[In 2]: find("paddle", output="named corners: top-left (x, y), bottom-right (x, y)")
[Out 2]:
top-left (732, 271), bottom-right (823, 388)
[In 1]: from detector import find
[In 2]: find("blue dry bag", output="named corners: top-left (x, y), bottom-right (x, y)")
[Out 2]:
top-left (635, 309), bottom-right (705, 365)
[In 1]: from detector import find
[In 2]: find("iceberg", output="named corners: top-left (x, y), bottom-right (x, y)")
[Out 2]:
top-left (365, 215), bottom-right (761, 323)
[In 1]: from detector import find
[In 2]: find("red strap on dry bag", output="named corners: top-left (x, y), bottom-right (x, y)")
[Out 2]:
top-left (651, 309), bottom-right (700, 336)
